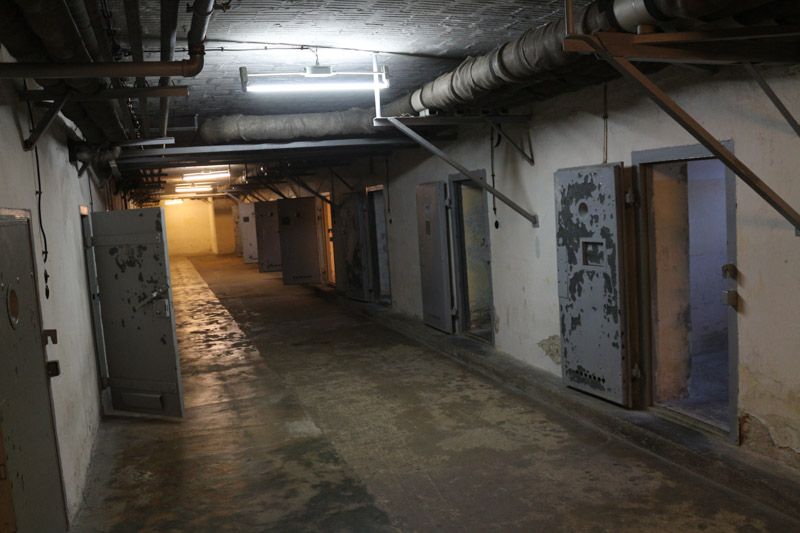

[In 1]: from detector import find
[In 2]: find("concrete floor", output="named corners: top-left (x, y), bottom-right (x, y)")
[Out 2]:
top-left (72, 255), bottom-right (799, 532)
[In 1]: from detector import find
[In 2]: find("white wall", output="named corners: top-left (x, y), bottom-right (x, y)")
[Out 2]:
top-left (163, 199), bottom-right (214, 255)
top-left (344, 66), bottom-right (799, 458)
top-left (0, 72), bottom-right (102, 520)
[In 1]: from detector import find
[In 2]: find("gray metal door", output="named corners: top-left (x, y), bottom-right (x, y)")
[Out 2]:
top-left (278, 197), bottom-right (323, 285)
top-left (254, 201), bottom-right (281, 272)
top-left (91, 208), bottom-right (184, 417)
top-left (335, 192), bottom-right (370, 301)
top-left (416, 182), bottom-right (454, 333)
top-left (0, 211), bottom-right (68, 532)
top-left (240, 203), bottom-right (259, 264)
top-left (555, 164), bottom-right (631, 406)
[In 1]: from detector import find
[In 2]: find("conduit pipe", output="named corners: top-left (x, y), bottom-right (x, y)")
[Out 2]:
top-left (199, 0), bottom-right (777, 144)
top-left (158, 0), bottom-right (181, 137)
top-left (0, 0), bottom-right (214, 80)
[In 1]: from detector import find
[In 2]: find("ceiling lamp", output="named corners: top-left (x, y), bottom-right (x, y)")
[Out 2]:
top-left (164, 199), bottom-right (184, 205)
top-left (175, 185), bottom-right (214, 193)
top-left (240, 54), bottom-right (389, 94)
top-left (182, 170), bottom-right (230, 181)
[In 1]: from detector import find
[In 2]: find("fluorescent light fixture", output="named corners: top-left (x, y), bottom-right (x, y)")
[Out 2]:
top-left (182, 170), bottom-right (230, 181)
top-left (175, 185), bottom-right (213, 193)
top-left (240, 61), bottom-right (389, 94)
top-left (164, 199), bottom-right (184, 205)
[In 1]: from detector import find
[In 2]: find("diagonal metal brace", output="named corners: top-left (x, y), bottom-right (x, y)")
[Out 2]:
top-left (24, 92), bottom-right (71, 151)
top-left (568, 34), bottom-right (800, 236)
top-left (484, 119), bottom-right (535, 166)
top-left (285, 175), bottom-right (333, 206)
top-left (387, 117), bottom-right (539, 227)
top-left (744, 64), bottom-right (800, 140)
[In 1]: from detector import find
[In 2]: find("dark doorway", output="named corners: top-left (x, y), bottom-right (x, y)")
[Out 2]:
top-left (367, 187), bottom-right (391, 303)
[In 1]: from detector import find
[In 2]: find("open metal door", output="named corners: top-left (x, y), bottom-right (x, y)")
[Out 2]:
top-left (277, 197), bottom-right (323, 285)
top-left (416, 182), bottom-right (454, 333)
top-left (555, 164), bottom-right (633, 406)
top-left (240, 203), bottom-right (259, 264)
top-left (0, 210), bottom-right (68, 532)
top-left (254, 201), bottom-right (282, 272)
top-left (90, 208), bottom-right (184, 417)
top-left (334, 192), bottom-right (370, 301)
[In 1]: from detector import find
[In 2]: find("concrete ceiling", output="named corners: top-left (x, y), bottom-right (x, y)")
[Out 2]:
top-left (105, 0), bottom-right (590, 127)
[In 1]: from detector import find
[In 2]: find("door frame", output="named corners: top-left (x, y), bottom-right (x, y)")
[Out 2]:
top-left (632, 142), bottom-right (739, 442)
top-left (365, 185), bottom-right (392, 304)
top-left (448, 170), bottom-right (496, 344)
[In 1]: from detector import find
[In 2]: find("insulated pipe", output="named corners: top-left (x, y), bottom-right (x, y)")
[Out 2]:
top-left (0, 0), bottom-right (213, 80)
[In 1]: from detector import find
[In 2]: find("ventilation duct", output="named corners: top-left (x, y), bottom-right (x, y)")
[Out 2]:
top-left (199, 0), bottom-right (779, 145)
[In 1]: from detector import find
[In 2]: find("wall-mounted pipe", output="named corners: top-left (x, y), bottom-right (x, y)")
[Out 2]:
top-left (0, 0), bottom-right (213, 80)
top-left (158, 0), bottom-right (181, 138)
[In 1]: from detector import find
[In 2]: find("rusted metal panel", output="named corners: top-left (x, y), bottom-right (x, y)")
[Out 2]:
top-left (91, 208), bottom-right (184, 417)
top-left (416, 182), bottom-right (454, 334)
top-left (277, 197), bottom-right (323, 285)
top-left (555, 164), bottom-right (630, 406)
top-left (335, 192), bottom-right (370, 302)
top-left (254, 202), bottom-right (281, 271)
top-left (0, 213), bottom-right (68, 532)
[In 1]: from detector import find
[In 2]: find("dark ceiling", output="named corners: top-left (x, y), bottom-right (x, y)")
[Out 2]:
top-left (105, 0), bottom-right (589, 127)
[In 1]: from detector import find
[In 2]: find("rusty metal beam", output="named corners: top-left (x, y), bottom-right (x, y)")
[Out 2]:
top-left (745, 64), bottom-right (800, 140)
top-left (24, 92), bottom-right (71, 151)
top-left (567, 34), bottom-right (800, 235)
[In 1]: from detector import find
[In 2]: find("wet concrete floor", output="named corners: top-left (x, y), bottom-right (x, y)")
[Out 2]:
top-left (73, 255), bottom-right (800, 532)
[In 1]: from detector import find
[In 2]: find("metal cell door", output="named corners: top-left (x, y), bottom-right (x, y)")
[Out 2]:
top-left (555, 164), bottom-right (631, 406)
top-left (90, 208), bottom-right (184, 417)
top-left (0, 211), bottom-right (68, 532)
top-left (254, 201), bottom-right (281, 272)
top-left (277, 197), bottom-right (323, 285)
top-left (416, 182), bottom-right (454, 333)
top-left (240, 203), bottom-right (259, 264)
top-left (334, 192), bottom-right (370, 301)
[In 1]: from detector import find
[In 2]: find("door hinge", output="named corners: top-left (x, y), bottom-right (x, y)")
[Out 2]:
top-left (722, 290), bottom-right (739, 310)
top-left (624, 189), bottom-right (637, 207)
top-left (43, 329), bottom-right (58, 345)
top-left (451, 306), bottom-right (458, 317)
top-left (46, 360), bottom-right (61, 378)
top-left (722, 263), bottom-right (738, 281)
top-left (631, 363), bottom-right (642, 380)
top-left (444, 198), bottom-right (452, 208)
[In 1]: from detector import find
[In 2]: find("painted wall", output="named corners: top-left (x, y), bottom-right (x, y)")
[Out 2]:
top-left (327, 66), bottom-right (799, 459)
top-left (212, 199), bottom-right (236, 255)
top-left (0, 72), bottom-right (103, 520)
top-left (163, 199), bottom-right (214, 255)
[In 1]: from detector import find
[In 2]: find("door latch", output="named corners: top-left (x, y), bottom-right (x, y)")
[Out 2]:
top-left (722, 263), bottom-right (738, 280)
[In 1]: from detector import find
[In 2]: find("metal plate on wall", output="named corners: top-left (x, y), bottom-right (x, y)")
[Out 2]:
top-left (416, 182), bottom-right (454, 334)
top-left (91, 208), bottom-right (184, 417)
top-left (0, 214), bottom-right (68, 532)
top-left (254, 202), bottom-right (281, 272)
top-left (277, 197), bottom-right (323, 285)
top-left (555, 164), bottom-right (630, 406)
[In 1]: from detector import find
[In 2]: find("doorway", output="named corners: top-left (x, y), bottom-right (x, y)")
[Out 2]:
top-left (322, 194), bottom-right (336, 285)
top-left (366, 187), bottom-right (391, 303)
top-left (451, 175), bottom-right (494, 343)
top-left (635, 145), bottom-right (738, 435)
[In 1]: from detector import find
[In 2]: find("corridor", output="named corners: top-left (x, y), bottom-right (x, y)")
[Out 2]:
top-left (72, 256), bottom-right (799, 532)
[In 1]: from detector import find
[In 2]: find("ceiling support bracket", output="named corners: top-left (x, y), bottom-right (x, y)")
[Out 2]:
top-left (386, 116), bottom-right (539, 227)
top-left (484, 118), bottom-right (534, 166)
top-left (286, 175), bottom-right (333, 206)
top-left (562, 31), bottom-right (800, 236)
top-left (329, 167), bottom-right (355, 191)
top-left (24, 92), bottom-right (71, 151)
top-left (744, 64), bottom-right (800, 140)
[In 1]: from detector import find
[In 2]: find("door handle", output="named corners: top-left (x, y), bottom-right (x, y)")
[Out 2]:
top-left (134, 286), bottom-right (170, 311)
top-left (722, 290), bottom-right (739, 310)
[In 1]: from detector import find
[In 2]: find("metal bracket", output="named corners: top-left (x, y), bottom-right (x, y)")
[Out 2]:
top-left (43, 329), bottom-right (58, 345)
top-left (285, 175), bottom-right (333, 206)
top-left (562, 31), bottom-right (800, 236)
top-left (24, 92), bottom-right (71, 151)
top-left (46, 360), bottom-right (61, 378)
top-left (484, 119), bottom-right (534, 166)
top-left (386, 117), bottom-right (539, 227)
top-left (744, 64), bottom-right (800, 140)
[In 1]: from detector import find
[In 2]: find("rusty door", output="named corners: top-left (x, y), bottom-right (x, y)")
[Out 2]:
top-left (277, 197), bottom-right (323, 285)
top-left (240, 203), bottom-right (259, 264)
top-left (334, 192), bottom-right (370, 301)
top-left (555, 164), bottom-right (633, 406)
top-left (91, 208), bottom-right (184, 417)
top-left (416, 182), bottom-right (455, 334)
top-left (254, 201), bottom-right (282, 272)
top-left (0, 211), bottom-right (68, 532)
